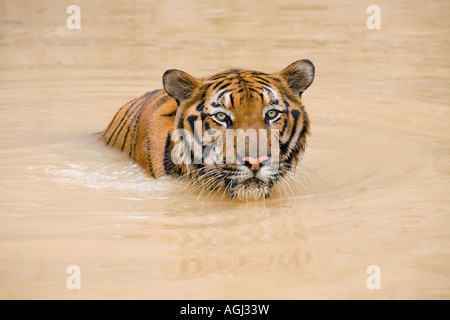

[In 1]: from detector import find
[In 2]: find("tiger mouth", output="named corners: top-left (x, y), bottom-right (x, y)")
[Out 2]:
top-left (228, 178), bottom-right (271, 201)
top-left (194, 163), bottom-right (290, 200)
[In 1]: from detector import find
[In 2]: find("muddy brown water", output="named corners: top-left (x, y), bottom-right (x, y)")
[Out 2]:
top-left (0, 0), bottom-right (449, 299)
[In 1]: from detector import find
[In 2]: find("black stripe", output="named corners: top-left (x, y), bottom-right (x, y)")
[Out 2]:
top-left (217, 89), bottom-right (232, 100)
top-left (285, 114), bottom-right (309, 163)
top-left (280, 110), bottom-right (300, 156)
top-left (129, 93), bottom-right (161, 157)
top-left (146, 89), bottom-right (162, 97)
top-left (267, 76), bottom-right (282, 83)
top-left (229, 93), bottom-right (235, 109)
top-left (249, 87), bottom-right (265, 102)
top-left (114, 101), bottom-right (142, 148)
top-left (217, 82), bottom-right (232, 91)
top-left (142, 89), bottom-right (162, 101)
top-left (251, 76), bottom-right (270, 84)
top-left (155, 94), bottom-right (169, 108)
top-left (212, 79), bottom-right (227, 90)
top-left (122, 96), bottom-right (149, 152)
top-left (211, 102), bottom-right (222, 108)
top-left (126, 117), bottom-right (138, 156)
top-left (187, 115), bottom-right (201, 145)
top-left (198, 83), bottom-right (212, 104)
top-left (106, 99), bottom-right (140, 145)
top-left (225, 117), bottom-right (232, 128)
top-left (254, 79), bottom-right (270, 87)
top-left (102, 102), bottom-right (131, 137)
top-left (253, 76), bottom-right (270, 83)
top-left (146, 139), bottom-right (155, 177)
top-left (261, 85), bottom-right (275, 93)
top-left (280, 117), bottom-right (288, 136)
top-left (204, 121), bottom-right (210, 132)
top-left (298, 116), bottom-right (309, 153)
top-left (196, 100), bottom-right (205, 112)
top-left (163, 132), bottom-right (173, 175)
top-left (129, 136), bottom-right (135, 158)
top-left (246, 71), bottom-right (268, 76)
top-left (209, 74), bottom-right (228, 81)
top-left (162, 111), bottom-right (177, 117)
top-left (259, 92), bottom-right (265, 102)
top-left (129, 103), bottom-right (146, 158)
top-left (283, 99), bottom-right (290, 108)
top-left (120, 93), bottom-right (157, 152)
top-left (187, 115), bottom-right (198, 132)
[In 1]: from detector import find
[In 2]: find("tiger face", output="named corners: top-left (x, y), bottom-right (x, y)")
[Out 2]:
top-left (163, 60), bottom-right (315, 200)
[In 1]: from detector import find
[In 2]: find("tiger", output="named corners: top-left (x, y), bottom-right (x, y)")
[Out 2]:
top-left (101, 60), bottom-right (315, 200)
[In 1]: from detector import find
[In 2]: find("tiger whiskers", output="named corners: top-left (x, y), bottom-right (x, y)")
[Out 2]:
top-left (274, 167), bottom-right (311, 198)
top-left (219, 179), bottom-right (234, 203)
top-left (193, 172), bottom-right (222, 198)
top-left (275, 174), bottom-right (293, 199)
top-left (179, 168), bottom-right (217, 197)
top-left (177, 161), bottom-right (317, 201)
top-left (197, 174), bottom-right (224, 200)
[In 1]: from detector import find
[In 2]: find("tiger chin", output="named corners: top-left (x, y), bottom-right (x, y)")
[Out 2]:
top-left (101, 60), bottom-right (315, 201)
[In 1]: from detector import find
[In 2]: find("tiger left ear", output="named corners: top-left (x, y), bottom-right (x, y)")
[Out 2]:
top-left (162, 69), bottom-right (201, 104)
top-left (277, 60), bottom-right (315, 97)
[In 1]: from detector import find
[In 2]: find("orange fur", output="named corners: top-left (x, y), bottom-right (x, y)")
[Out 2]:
top-left (102, 60), bottom-right (315, 200)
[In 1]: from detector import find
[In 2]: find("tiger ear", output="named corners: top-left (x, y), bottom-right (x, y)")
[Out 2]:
top-left (163, 69), bottom-right (201, 104)
top-left (277, 60), bottom-right (315, 96)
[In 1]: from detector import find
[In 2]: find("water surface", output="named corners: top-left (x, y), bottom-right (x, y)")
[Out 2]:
top-left (0, 0), bottom-right (449, 299)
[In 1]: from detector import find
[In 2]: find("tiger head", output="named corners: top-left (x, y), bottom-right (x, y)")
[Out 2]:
top-left (163, 60), bottom-right (315, 200)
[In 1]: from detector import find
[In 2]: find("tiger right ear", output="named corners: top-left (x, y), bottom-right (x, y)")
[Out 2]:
top-left (277, 60), bottom-right (315, 97)
top-left (163, 69), bottom-right (200, 104)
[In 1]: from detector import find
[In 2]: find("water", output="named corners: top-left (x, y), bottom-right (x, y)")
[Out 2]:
top-left (0, 0), bottom-right (449, 299)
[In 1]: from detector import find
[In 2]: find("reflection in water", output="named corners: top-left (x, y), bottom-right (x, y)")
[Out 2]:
top-left (0, 0), bottom-right (449, 299)
top-left (165, 203), bottom-right (311, 279)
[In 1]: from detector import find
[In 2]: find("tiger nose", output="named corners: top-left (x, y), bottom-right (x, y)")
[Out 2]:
top-left (243, 156), bottom-right (269, 172)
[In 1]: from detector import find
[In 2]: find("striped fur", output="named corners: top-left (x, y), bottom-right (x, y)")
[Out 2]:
top-left (102, 60), bottom-right (315, 200)
top-left (102, 89), bottom-right (176, 177)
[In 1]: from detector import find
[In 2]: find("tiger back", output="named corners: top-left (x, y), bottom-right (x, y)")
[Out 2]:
top-left (102, 89), bottom-right (178, 178)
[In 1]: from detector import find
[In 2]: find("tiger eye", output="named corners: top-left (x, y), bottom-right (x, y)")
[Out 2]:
top-left (266, 109), bottom-right (279, 120)
top-left (215, 112), bottom-right (227, 121)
